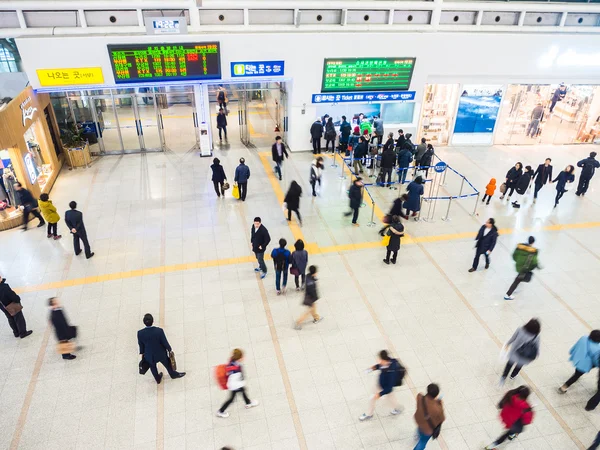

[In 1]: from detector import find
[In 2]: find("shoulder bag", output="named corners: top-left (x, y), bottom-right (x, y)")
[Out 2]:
top-left (516, 336), bottom-right (539, 362)
top-left (169, 351), bottom-right (177, 371)
top-left (5, 302), bottom-right (23, 316)
top-left (421, 395), bottom-right (442, 439)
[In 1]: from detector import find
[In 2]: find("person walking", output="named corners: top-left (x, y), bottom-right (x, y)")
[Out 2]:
top-left (499, 319), bottom-right (541, 385)
top-left (271, 135), bottom-right (289, 180)
top-left (48, 297), bottom-right (77, 360)
top-left (291, 239), bottom-right (308, 291)
top-left (485, 386), bottom-right (534, 449)
top-left (397, 144), bottom-right (413, 185)
top-left (310, 118), bottom-right (323, 154)
top-left (216, 108), bottom-right (228, 142)
top-left (552, 165), bottom-right (575, 207)
top-left (251, 217), bottom-right (271, 279)
top-left (14, 182), bottom-right (44, 231)
top-left (293, 265), bottom-right (323, 329)
top-left (271, 238), bottom-right (291, 295)
top-left (526, 103), bottom-right (544, 138)
top-left (382, 215), bottom-right (404, 265)
top-left (353, 136), bottom-right (368, 174)
top-left (234, 158), bottom-right (250, 201)
top-left (138, 313), bottom-right (185, 384)
top-left (576, 151), bottom-right (600, 197)
top-left (468, 218), bottom-right (498, 272)
top-left (512, 165), bottom-right (533, 208)
top-left (216, 85), bottom-right (228, 111)
top-left (0, 275), bottom-right (32, 339)
top-left (558, 330), bottom-right (600, 396)
top-left (210, 158), bottom-right (227, 198)
top-left (380, 138), bottom-right (396, 187)
top-left (344, 177), bottom-right (363, 226)
top-left (482, 178), bottom-right (497, 205)
top-left (504, 236), bottom-right (539, 301)
top-left (38, 193), bottom-right (62, 240)
top-left (499, 162), bottom-right (523, 200)
top-left (339, 115), bottom-right (351, 152)
top-left (532, 158), bottom-right (553, 202)
top-left (284, 181), bottom-right (302, 225)
top-left (324, 117), bottom-right (336, 152)
top-left (65, 201), bottom-right (94, 259)
top-left (403, 176), bottom-right (424, 219)
top-left (413, 383), bottom-right (445, 450)
top-left (309, 157), bottom-right (323, 197)
top-left (359, 350), bottom-right (405, 421)
top-left (216, 348), bottom-right (259, 418)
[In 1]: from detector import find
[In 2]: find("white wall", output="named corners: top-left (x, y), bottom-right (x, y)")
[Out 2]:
top-left (15, 32), bottom-right (600, 151)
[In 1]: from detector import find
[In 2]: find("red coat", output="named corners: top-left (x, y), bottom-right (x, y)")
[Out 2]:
top-left (500, 395), bottom-right (534, 429)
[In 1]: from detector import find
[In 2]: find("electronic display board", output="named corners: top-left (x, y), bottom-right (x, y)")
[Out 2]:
top-left (321, 58), bottom-right (416, 93)
top-left (107, 42), bottom-right (221, 84)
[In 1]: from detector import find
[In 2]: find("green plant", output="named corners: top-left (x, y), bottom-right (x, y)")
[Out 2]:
top-left (60, 125), bottom-right (87, 148)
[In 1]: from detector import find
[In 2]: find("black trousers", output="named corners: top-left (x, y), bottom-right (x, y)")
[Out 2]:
top-left (577, 176), bottom-right (591, 195)
top-left (472, 251), bottom-right (489, 269)
top-left (555, 189), bottom-right (566, 205)
top-left (385, 248), bottom-right (398, 262)
top-left (2, 308), bottom-right (27, 337)
top-left (238, 182), bottom-right (248, 201)
top-left (351, 207), bottom-right (359, 224)
top-left (381, 168), bottom-right (392, 186)
top-left (533, 183), bottom-right (544, 199)
top-left (213, 181), bottom-right (224, 197)
top-left (47, 222), bottom-right (58, 237)
top-left (149, 356), bottom-right (179, 383)
top-left (494, 420), bottom-right (524, 445)
top-left (73, 232), bottom-right (92, 257)
top-left (22, 206), bottom-right (44, 229)
top-left (506, 185), bottom-right (516, 197)
top-left (310, 178), bottom-right (321, 196)
top-left (287, 208), bottom-right (302, 223)
top-left (506, 273), bottom-right (525, 296)
top-left (590, 431), bottom-right (600, 450)
top-left (219, 387), bottom-right (251, 412)
top-left (586, 371), bottom-right (600, 411)
top-left (294, 273), bottom-right (306, 288)
top-left (325, 139), bottom-right (335, 152)
top-left (482, 194), bottom-right (492, 204)
top-left (312, 138), bottom-right (321, 154)
top-left (218, 126), bottom-right (227, 140)
top-left (564, 369), bottom-right (585, 388)
top-left (502, 360), bottom-right (523, 378)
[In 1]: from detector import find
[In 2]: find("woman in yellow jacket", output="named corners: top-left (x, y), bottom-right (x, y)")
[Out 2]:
top-left (38, 193), bottom-right (61, 240)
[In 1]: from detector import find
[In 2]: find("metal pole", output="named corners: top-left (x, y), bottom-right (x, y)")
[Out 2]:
top-left (471, 193), bottom-right (480, 216)
top-left (440, 167), bottom-right (448, 187)
top-left (442, 197), bottom-right (453, 221)
top-left (430, 175), bottom-right (443, 223)
top-left (339, 154), bottom-right (347, 179)
top-left (331, 149), bottom-right (338, 168)
top-left (366, 199), bottom-right (376, 226)
top-left (458, 177), bottom-right (466, 196)
top-left (416, 196), bottom-right (423, 222)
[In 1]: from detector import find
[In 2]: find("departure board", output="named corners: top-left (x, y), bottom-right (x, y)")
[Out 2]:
top-left (107, 42), bottom-right (221, 84)
top-left (321, 58), bottom-right (416, 93)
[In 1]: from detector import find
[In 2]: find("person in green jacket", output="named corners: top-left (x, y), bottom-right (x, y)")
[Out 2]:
top-left (360, 119), bottom-right (373, 137)
top-left (504, 236), bottom-right (539, 300)
top-left (38, 193), bottom-right (61, 240)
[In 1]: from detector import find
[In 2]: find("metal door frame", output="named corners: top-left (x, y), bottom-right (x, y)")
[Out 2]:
top-left (133, 92), bottom-right (164, 151)
top-left (155, 90), bottom-right (200, 152)
top-left (238, 89), bottom-right (250, 146)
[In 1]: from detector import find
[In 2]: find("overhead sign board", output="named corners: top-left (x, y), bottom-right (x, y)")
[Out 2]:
top-left (37, 68), bottom-right (104, 87)
top-left (145, 17), bottom-right (188, 35)
top-left (230, 60), bottom-right (285, 78)
top-left (312, 91), bottom-right (416, 104)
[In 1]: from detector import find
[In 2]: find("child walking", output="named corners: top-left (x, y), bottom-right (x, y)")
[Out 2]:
top-left (482, 178), bottom-right (496, 205)
top-left (293, 265), bottom-right (323, 329)
top-left (270, 238), bottom-right (291, 295)
top-left (216, 349), bottom-right (259, 418)
top-left (38, 193), bottom-right (62, 240)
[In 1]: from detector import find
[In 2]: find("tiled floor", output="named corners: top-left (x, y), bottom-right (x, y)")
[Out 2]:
top-left (1, 141), bottom-right (600, 450)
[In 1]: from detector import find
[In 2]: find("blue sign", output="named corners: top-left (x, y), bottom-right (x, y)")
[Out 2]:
top-left (311, 91), bottom-right (415, 104)
top-left (230, 61), bottom-right (285, 78)
top-left (434, 162), bottom-right (447, 173)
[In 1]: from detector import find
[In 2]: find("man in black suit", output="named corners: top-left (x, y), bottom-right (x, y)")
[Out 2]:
top-left (48, 297), bottom-right (77, 360)
top-left (64, 201), bottom-right (94, 259)
top-left (137, 313), bottom-right (185, 384)
top-left (250, 217), bottom-right (271, 278)
top-left (0, 275), bottom-right (32, 338)
top-left (532, 158), bottom-right (553, 203)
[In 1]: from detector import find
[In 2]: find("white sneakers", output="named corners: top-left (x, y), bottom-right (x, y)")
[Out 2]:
top-left (359, 413), bottom-right (373, 421)
top-left (215, 411), bottom-right (229, 418)
top-left (245, 400), bottom-right (259, 409)
top-left (216, 400), bottom-right (259, 418)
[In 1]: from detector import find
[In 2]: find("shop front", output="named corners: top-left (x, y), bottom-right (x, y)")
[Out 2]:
top-left (0, 86), bottom-right (63, 230)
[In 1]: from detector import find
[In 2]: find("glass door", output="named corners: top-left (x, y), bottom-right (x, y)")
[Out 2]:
top-left (135, 92), bottom-right (163, 151)
top-left (92, 96), bottom-right (124, 153)
top-left (238, 89), bottom-right (250, 146)
top-left (156, 88), bottom-right (199, 153)
top-left (111, 94), bottom-right (142, 152)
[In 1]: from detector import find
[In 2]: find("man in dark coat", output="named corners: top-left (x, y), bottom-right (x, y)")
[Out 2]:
top-left (234, 158), bottom-right (251, 201)
top-left (469, 218), bottom-right (499, 272)
top-left (64, 201), bottom-right (94, 259)
top-left (138, 313), bottom-right (185, 384)
top-left (344, 178), bottom-right (364, 225)
top-left (380, 142), bottom-right (396, 187)
top-left (397, 147), bottom-right (413, 185)
top-left (48, 297), bottom-right (77, 360)
top-left (339, 116), bottom-right (352, 147)
top-left (216, 108), bottom-right (228, 141)
top-left (532, 158), bottom-right (553, 202)
top-left (0, 276), bottom-right (32, 338)
top-left (14, 183), bottom-right (44, 231)
top-left (310, 119), bottom-right (323, 154)
top-left (396, 129), bottom-right (406, 149)
top-left (271, 136), bottom-right (289, 181)
top-left (251, 217), bottom-right (271, 278)
top-left (576, 151), bottom-right (600, 197)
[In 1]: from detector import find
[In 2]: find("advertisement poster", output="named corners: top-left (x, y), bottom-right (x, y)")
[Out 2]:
top-left (453, 85), bottom-right (503, 134)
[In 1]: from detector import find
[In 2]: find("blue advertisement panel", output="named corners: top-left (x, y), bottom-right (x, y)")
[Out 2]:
top-left (230, 61), bottom-right (284, 78)
top-left (453, 85), bottom-right (503, 134)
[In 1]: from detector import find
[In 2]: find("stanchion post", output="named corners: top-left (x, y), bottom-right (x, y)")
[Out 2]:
top-left (458, 177), bottom-right (465, 196)
top-left (471, 193), bottom-right (480, 216)
top-left (339, 156), bottom-right (347, 179)
top-left (440, 166), bottom-right (448, 187)
top-left (331, 149), bottom-right (338, 168)
top-left (367, 199), bottom-right (376, 227)
top-left (442, 197), bottom-right (453, 221)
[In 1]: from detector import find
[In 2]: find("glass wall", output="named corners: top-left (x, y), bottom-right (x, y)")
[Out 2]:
top-left (418, 84), bottom-right (460, 145)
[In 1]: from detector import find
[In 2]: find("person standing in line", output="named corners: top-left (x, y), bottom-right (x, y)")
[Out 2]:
top-left (414, 138), bottom-right (427, 169)
top-left (382, 131), bottom-right (395, 152)
top-left (293, 265), bottom-right (323, 330)
top-left (216, 348), bottom-right (259, 418)
top-left (309, 157), bottom-right (323, 197)
top-left (48, 297), bottom-right (77, 360)
top-left (403, 133), bottom-right (415, 154)
top-left (359, 350), bottom-right (405, 421)
top-left (271, 238), bottom-right (291, 295)
top-left (382, 215), bottom-right (404, 265)
top-left (397, 144), bottom-right (413, 186)
top-left (413, 383), bottom-right (445, 450)
top-left (216, 108), bottom-right (228, 142)
top-left (526, 103), bottom-right (544, 138)
top-left (499, 319), bottom-right (541, 386)
top-left (284, 181), bottom-right (302, 225)
top-left (353, 136), bottom-right (368, 174)
top-left (380, 137), bottom-right (396, 188)
top-left (396, 129), bottom-right (406, 149)
top-left (468, 218), bottom-right (498, 272)
top-left (360, 117), bottom-right (373, 137)
top-left (482, 178), bottom-right (496, 205)
top-left (38, 193), bottom-right (62, 240)
top-left (234, 158), bottom-right (250, 201)
top-left (558, 330), bottom-right (600, 395)
top-left (271, 135), bottom-right (289, 181)
top-left (485, 386), bottom-right (534, 449)
top-left (339, 115), bottom-right (352, 152)
top-left (0, 275), bottom-right (32, 339)
top-left (310, 118), bottom-right (323, 155)
top-left (14, 182), bottom-right (44, 231)
top-left (403, 176), bottom-right (424, 219)
top-left (552, 165), bottom-right (575, 208)
top-left (499, 162), bottom-right (523, 200)
top-left (511, 165), bottom-right (533, 208)
top-left (324, 117), bottom-right (336, 152)
top-left (250, 217), bottom-right (270, 279)
top-left (210, 158), bottom-right (227, 198)
top-left (344, 177), bottom-right (364, 226)
top-left (576, 151), bottom-right (600, 197)
top-left (65, 201), bottom-right (94, 259)
top-left (138, 313), bottom-right (185, 384)
top-left (504, 236), bottom-right (539, 301)
top-left (347, 126), bottom-right (361, 157)
top-left (291, 239), bottom-right (308, 291)
top-left (373, 115), bottom-right (384, 146)
top-left (532, 158), bottom-right (553, 202)
top-left (420, 144), bottom-right (434, 178)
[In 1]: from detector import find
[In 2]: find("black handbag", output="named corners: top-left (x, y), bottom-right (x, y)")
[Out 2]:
top-left (523, 271), bottom-right (533, 283)
top-left (139, 358), bottom-right (150, 375)
top-left (421, 396), bottom-right (442, 439)
top-left (516, 337), bottom-right (539, 361)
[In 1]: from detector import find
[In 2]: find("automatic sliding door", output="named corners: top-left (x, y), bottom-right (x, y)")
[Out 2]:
top-left (92, 96), bottom-right (123, 153)
top-left (156, 90), bottom-right (198, 153)
top-left (135, 94), bottom-right (163, 151)
top-left (112, 94), bottom-right (142, 152)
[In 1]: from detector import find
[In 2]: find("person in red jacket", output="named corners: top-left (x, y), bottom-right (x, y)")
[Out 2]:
top-left (485, 386), bottom-right (534, 449)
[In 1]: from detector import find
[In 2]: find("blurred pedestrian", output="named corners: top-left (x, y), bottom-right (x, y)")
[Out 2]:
top-left (576, 151), bottom-right (600, 197)
top-left (234, 158), bottom-right (250, 201)
top-left (403, 176), bottom-right (424, 219)
top-left (309, 157), bottom-right (323, 197)
top-left (499, 162), bottom-right (522, 200)
top-left (499, 319), bottom-right (540, 386)
top-left (211, 157), bottom-right (227, 198)
top-left (14, 182), bottom-right (44, 231)
top-left (65, 201), bottom-right (94, 259)
top-left (284, 181), bottom-right (302, 225)
top-left (291, 239), bottom-right (308, 291)
top-left (468, 218), bottom-right (498, 272)
top-left (413, 383), bottom-right (445, 449)
top-left (48, 297), bottom-right (77, 360)
top-left (559, 330), bottom-right (600, 394)
top-left (251, 217), bottom-right (270, 279)
top-left (504, 236), bottom-right (539, 301)
top-left (420, 144), bottom-right (434, 177)
top-left (293, 265), bottom-right (323, 330)
top-left (485, 386), bottom-right (534, 449)
top-left (216, 108), bottom-right (228, 142)
top-left (381, 215), bottom-right (404, 265)
top-left (38, 193), bottom-right (62, 240)
top-left (344, 177), bottom-right (363, 226)
top-left (359, 350), bottom-right (405, 421)
top-left (0, 275), bottom-right (32, 339)
top-left (353, 136), bottom-right (368, 174)
top-left (216, 348), bottom-right (259, 418)
top-left (552, 165), bottom-right (575, 208)
top-left (271, 135), bottom-right (288, 180)
top-left (511, 165), bottom-right (533, 208)
top-left (310, 118), bottom-right (323, 154)
top-left (271, 238), bottom-right (291, 295)
top-left (532, 158), bottom-right (553, 203)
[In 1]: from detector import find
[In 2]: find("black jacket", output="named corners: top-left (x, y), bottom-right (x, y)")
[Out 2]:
top-left (348, 183), bottom-right (362, 209)
top-left (380, 148), bottom-right (396, 169)
top-left (211, 164), bottom-right (226, 182)
top-left (396, 135), bottom-right (406, 149)
top-left (383, 138), bottom-right (395, 152)
top-left (271, 143), bottom-right (289, 164)
top-left (397, 148), bottom-right (413, 168)
top-left (0, 279), bottom-right (20, 307)
top-left (251, 224), bottom-right (271, 253)
top-left (16, 188), bottom-right (36, 207)
top-left (137, 326), bottom-right (172, 364)
top-left (420, 149), bottom-right (434, 168)
top-left (533, 164), bottom-right (553, 186)
top-left (216, 113), bottom-right (227, 128)
top-left (578, 156), bottom-right (600, 178)
top-left (354, 141), bottom-right (368, 159)
top-left (389, 198), bottom-right (404, 217)
top-left (403, 139), bottom-right (415, 154)
top-left (65, 209), bottom-right (87, 235)
top-left (475, 225), bottom-right (498, 253)
top-left (50, 308), bottom-right (76, 341)
top-left (284, 183), bottom-right (302, 211)
top-left (506, 167), bottom-right (522, 186)
top-left (303, 274), bottom-right (319, 306)
top-left (516, 171), bottom-right (533, 195)
top-left (310, 122), bottom-right (323, 139)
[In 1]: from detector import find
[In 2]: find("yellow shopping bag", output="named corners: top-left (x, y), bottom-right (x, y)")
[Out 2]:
top-left (232, 183), bottom-right (240, 199)
top-left (381, 235), bottom-right (391, 247)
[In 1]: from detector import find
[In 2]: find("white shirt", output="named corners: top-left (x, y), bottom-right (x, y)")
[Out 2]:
top-left (483, 227), bottom-right (491, 236)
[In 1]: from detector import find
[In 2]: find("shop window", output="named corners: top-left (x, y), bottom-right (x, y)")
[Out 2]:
top-left (23, 126), bottom-right (53, 191)
top-left (418, 84), bottom-right (460, 146)
top-left (451, 85), bottom-right (503, 145)
top-left (382, 102), bottom-right (415, 124)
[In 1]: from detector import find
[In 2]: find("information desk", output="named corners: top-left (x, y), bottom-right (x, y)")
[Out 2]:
top-left (322, 58), bottom-right (416, 93)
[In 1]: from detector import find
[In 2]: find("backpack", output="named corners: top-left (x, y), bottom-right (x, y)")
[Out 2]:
top-left (274, 250), bottom-right (286, 271)
top-left (516, 337), bottom-right (538, 362)
top-left (393, 359), bottom-right (406, 386)
top-left (215, 364), bottom-right (228, 390)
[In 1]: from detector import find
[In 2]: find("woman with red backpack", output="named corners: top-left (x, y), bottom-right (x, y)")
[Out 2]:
top-left (485, 385), bottom-right (534, 449)
top-left (215, 348), bottom-right (259, 418)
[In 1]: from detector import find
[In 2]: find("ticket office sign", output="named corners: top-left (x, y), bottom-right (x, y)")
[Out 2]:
top-left (37, 68), bottom-right (104, 87)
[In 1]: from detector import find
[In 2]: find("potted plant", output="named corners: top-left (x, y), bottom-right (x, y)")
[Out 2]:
top-left (60, 125), bottom-right (90, 168)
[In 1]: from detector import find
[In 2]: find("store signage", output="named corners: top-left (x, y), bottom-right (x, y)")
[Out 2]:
top-left (434, 162), bottom-right (447, 173)
top-left (37, 68), bottom-right (104, 87)
top-left (311, 91), bottom-right (415, 104)
top-left (23, 153), bottom-right (37, 184)
top-left (539, 46), bottom-right (600, 68)
top-left (230, 61), bottom-right (285, 78)
top-left (19, 97), bottom-right (37, 127)
top-left (145, 17), bottom-right (188, 35)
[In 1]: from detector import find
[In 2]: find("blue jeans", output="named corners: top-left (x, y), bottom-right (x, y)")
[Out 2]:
top-left (414, 429), bottom-right (432, 450)
top-left (275, 270), bottom-right (288, 291)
